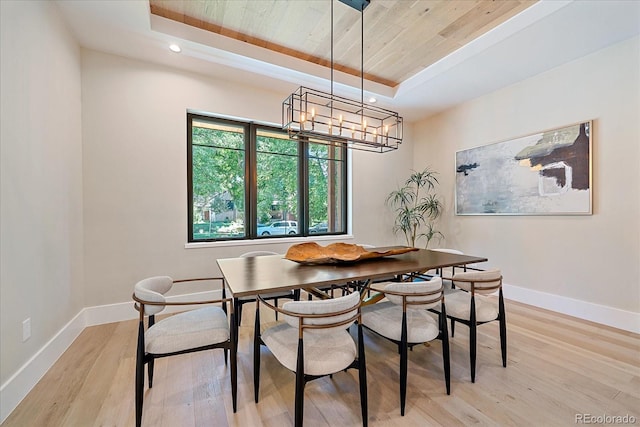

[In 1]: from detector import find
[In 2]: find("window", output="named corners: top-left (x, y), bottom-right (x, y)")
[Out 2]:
top-left (188, 113), bottom-right (347, 242)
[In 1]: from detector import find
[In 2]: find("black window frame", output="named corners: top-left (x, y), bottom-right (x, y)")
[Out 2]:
top-left (187, 112), bottom-right (348, 242)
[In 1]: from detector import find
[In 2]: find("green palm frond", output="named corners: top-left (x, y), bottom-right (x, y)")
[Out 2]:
top-left (387, 166), bottom-right (443, 248)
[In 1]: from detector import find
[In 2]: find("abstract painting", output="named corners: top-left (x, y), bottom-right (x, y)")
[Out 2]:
top-left (455, 121), bottom-right (592, 215)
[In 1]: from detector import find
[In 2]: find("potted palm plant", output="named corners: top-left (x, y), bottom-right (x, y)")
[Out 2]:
top-left (387, 167), bottom-right (444, 248)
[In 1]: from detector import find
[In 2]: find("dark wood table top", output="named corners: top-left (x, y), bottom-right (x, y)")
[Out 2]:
top-left (217, 248), bottom-right (487, 298)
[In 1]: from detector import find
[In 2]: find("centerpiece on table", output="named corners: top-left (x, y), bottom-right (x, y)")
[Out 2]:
top-left (285, 242), bottom-right (417, 264)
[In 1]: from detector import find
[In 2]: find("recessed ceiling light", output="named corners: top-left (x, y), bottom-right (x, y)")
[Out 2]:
top-left (368, 96), bottom-right (377, 103)
top-left (169, 44), bottom-right (181, 53)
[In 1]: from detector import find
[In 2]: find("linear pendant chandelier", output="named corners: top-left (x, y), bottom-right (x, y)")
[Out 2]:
top-left (282, 0), bottom-right (403, 153)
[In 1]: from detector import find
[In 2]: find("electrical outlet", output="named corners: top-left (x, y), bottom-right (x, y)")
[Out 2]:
top-left (22, 318), bottom-right (31, 342)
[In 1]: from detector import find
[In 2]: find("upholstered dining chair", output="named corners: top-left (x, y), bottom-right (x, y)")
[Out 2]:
top-left (132, 276), bottom-right (236, 427)
top-left (253, 290), bottom-right (368, 427)
top-left (235, 251), bottom-right (299, 324)
top-left (361, 276), bottom-right (450, 416)
top-left (432, 269), bottom-right (506, 382)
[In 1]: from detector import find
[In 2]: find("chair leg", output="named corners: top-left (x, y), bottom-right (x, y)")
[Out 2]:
top-left (147, 356), bottom-right (154, 388)
top-left (400, 311), bottom-right (408, 416)
top-left (470, 295), bottom-right (477, 383)
top-left (451, 318), bottom-right (456, 337)
top-left (274, 298), bottom-right (279, 320)
top-left (253, 303), bottom-right (261, 403)
top-left (440, 304), bottom-right (451, 395)
top-left (294, 338), bottom-right (305, 427)
top-left (230, 310), bottom-right (238, 413)
top-left (236, 300), bottom-right (243, 327)
top-left (146, 315), bottom-right (155, 385)
top-left (135, 322), bottom-right (145, 427)
top-left (357, 323), bottom-right (368, 426)
top-left (233, 298), bottom-right (240, 355)
top-left (499, 289), bottom-right (507, 368)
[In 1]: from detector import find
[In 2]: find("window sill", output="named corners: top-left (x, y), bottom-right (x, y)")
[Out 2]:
top-left (184, 234), bottom-right (355, 249)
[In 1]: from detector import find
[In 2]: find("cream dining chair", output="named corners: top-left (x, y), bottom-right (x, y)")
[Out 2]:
top-left (132, 276), bottom-right (236, 427)
top-left (253, 290), bottom-right (368, 427)
top-left (361, 276), bottom-right (450, 416)
top-left (432, 269), bottom-right (506, 382)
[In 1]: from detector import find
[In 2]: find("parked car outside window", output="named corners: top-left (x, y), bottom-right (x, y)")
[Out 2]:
top-left (309, 222), bottom-right (328, 234)
top-left (257, 221), bottom-right (298, 236)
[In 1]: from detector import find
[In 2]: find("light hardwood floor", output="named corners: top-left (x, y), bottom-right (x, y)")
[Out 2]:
top-left (3, 299), bottom-right (639, 426)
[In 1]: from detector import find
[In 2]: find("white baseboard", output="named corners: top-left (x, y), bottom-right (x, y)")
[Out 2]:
top-left (503, 283), bottom-right (640, 334)
top-left (0, 289), bottom-right (223, 423)
top-left (0, 309), bottom-right (85, 423)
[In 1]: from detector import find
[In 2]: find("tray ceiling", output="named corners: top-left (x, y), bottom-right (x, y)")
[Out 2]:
top-left (149, 0), bottom-right (537, 88)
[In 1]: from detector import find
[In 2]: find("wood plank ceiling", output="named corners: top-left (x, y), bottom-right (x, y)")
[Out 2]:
top-left (150, 0), bottom-right (537, 88)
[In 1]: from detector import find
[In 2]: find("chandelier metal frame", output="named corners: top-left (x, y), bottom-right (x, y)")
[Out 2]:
top-left (282, 0), bottom-right (403, 153)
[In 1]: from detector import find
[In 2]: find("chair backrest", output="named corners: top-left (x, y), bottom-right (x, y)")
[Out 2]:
top-left (452, 269), bottom-right (502, 295)
top-left (240, 251), bottom-right (278, 258)
top-left (134, 276), bottom-right (173, 315)
top-left (384, 277), bottom-right (443, 310)
top-left (282, 291), bottom-right (360, 334)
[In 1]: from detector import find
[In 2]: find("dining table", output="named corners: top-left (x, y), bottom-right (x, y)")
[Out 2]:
top-left (216, 246), bottom-right (488, 317)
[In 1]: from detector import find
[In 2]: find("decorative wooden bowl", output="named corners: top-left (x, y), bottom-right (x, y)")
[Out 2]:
top-left (285, 242), bottom-right (417, 264)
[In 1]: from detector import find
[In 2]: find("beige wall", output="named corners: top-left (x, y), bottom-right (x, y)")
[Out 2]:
top-left (412, 36), bottom-right (640, 313)
top-left (0, 1), bottom-right (84, 384)
top-left (80, 50), bottom-right (412, 308)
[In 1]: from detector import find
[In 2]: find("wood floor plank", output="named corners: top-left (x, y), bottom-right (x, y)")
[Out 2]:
top-left (3, 300), bottom-right (639, 426)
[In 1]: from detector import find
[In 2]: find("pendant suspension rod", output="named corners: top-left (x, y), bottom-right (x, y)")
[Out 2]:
top-left (361, 5), bottom-right (364, 107)
top-left (331, 0), bottom-right (334, 98)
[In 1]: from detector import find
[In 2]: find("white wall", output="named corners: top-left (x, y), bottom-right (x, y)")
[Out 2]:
top-left (413, 37), bottom-right (640, 316)
top-left (0, 0), bottom-right (83, 386)
top-left (81, 50), bottom-right (412, 307)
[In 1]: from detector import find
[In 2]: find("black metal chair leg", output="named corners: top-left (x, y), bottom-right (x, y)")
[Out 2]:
top-left (400, 312), bottom-right (408, 416)
top-left (441, 304), bottom-right (451, 395)
top-left (294, 338), bottom-right (305, 427)
top-left (236, 301), bottom-right (243, 327)
top-left (233, 298), bottom-right (240, 355)
top-left (135, 322), bottom-right (145, 427)
top-left (147, 357), bottom-right (154, 388)
top-left (499, 289), bottom-right (507, 368)
top-left (230, 311), bottom-right (237, 413)
top-left (470, 295), bottom-right (477, 383)
top-left (253, 304), bottom-right (261, 403)
top-left (357, 323), bottom-right (368, 427)
top-left (451, 318), bottom-right (456, 337)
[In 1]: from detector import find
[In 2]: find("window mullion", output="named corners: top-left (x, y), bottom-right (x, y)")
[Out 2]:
top-left (300, 138), bottom-right (309, 236)
top-left (247, 123), bottom-right (257, 238)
